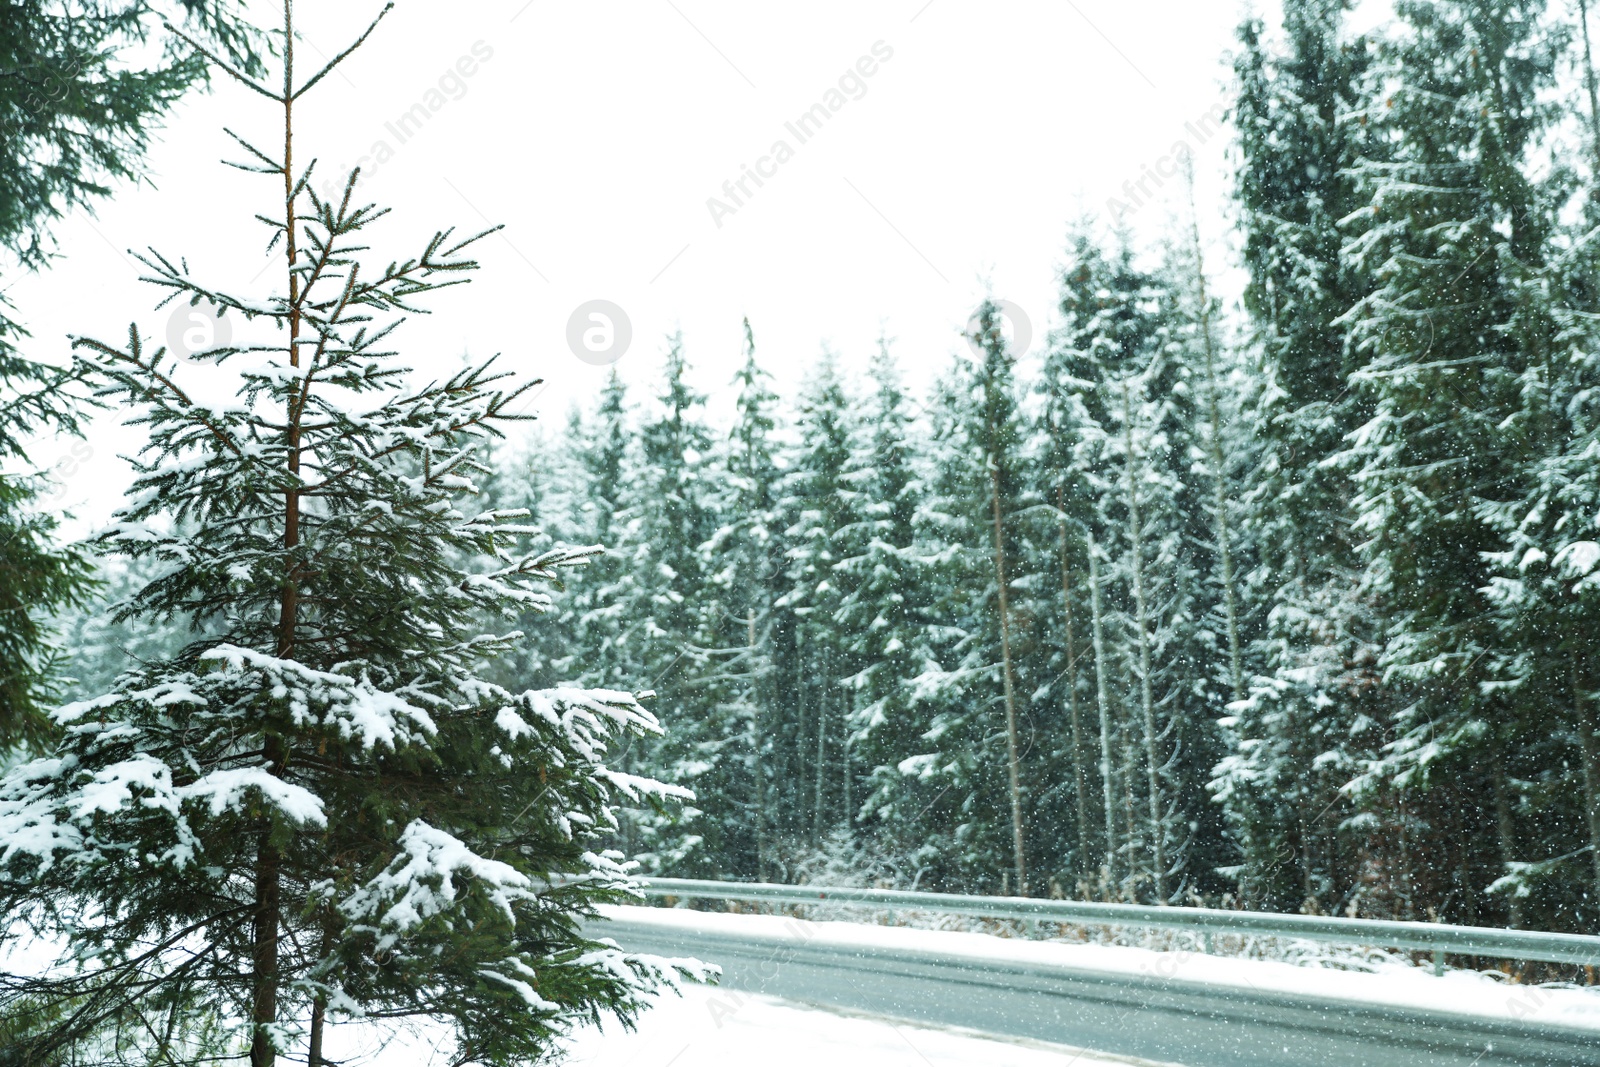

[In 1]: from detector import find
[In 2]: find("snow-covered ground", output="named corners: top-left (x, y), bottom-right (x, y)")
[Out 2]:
top-left (320, 905), bottom-right (1600, 1065)
top-left (322, 983), bottom-right (1164, 1067)
top-left (560, 984), bottom-right (1173, 1067)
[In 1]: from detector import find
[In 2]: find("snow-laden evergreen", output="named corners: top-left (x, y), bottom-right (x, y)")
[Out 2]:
top-left (0, 8), bottom-right (698, 1063)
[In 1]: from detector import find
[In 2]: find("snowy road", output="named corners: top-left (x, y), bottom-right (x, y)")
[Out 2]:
top-left (594, 906), bottom-right (1600, 1067)
top-left (561, 984), bottom-right (1171, 1067)
top-left (327, 982), bottom-right (1153, 1067)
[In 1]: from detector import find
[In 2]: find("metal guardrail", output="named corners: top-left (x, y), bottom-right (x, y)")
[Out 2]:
top-left (633, 877), bottom-right (1600, 968)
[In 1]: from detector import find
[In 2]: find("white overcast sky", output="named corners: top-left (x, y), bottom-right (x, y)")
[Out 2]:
top-left (11, 0), bottom-right (1366, 526)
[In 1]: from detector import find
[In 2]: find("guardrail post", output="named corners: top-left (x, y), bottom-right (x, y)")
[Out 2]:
top-left (1432, 948), bottom-right (1446, 976)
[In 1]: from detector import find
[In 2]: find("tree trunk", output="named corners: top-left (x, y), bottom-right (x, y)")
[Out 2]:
top-left (1121, 382), bottom-right (1167, 903)
top-left (842, 696), bottom-right (853, 830)
top-left (813, 672), bottom-right (825, 844)
top-left (255, 6), bottom-right (300, 1061)
top-left (251, 786), bottom-right (283, 1067)
top-left (307, 998), bottom-right (325, 1067)
top-left (1580, 0), bottom-right (1600, 178)
top-left (1088, 534), bottom-right (1118, 892)
top-left (1577, 670), bottom-right (1600, 927)
top-left (988, 454), bottom-right (1028, 896)
top-left (747, 612), bottom-right (769, 881)
top-left (1184, 162), bottom-right (1245, 704)
top-left (1490, 765), bottom-right (1522, 929)
top-left (1058, 491), bottom-right (1092, 888)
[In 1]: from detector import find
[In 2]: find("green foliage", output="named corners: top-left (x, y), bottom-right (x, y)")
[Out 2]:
top-left (0, 8), bottom-right (695, 1063)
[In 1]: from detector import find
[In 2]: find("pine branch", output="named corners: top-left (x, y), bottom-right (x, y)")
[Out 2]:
top-left (161, 20), bottom-right (280, 102)
top-left (71, 327), bottom-right (245, 458)
top-left (292, 3), bottom-right (395, 99)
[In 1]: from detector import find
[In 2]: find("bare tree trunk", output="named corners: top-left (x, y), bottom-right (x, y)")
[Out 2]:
top-left (1121, 382), bottom-right (1167, 903)
top-left (1058, 490), bottom-right (1092, 888)
top-left (307, 998), bottom-right (325, 1067)
top-left (1183, 160), bottom-right (1245, 705)
top-left (842, 687), bottom-right (853, 830)
top-left (1088, 534), bottom-right (1117, 891)
top-left (1577, 666), bottom-right (1600, 927)
top-left (1581, 0), bottom-right (1600, 177)
top-left (813, 671), bottom-right (825, 844)
top-left (746, 611), bottom-right (770, 880)
top-left (1122, 714), bottom-right (1140, 898)
top-left (988, 454), bottom-right (1028, 896)
top-left (1490, 765), bottom-right (1523, 929)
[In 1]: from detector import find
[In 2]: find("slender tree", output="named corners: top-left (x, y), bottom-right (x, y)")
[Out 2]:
top-left (0, 8), bottom-right (695, 1062)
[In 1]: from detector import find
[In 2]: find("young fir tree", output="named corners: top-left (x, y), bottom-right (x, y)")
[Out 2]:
top-left (0, 8), bottom-right (696, 1063)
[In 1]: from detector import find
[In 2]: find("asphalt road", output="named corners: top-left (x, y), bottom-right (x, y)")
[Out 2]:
top-left (597, 909), bottom-right (1600, 1067)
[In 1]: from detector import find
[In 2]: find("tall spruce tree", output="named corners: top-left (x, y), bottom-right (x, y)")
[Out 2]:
top-left (1338, 0), bottom-right (1566, 923)
top-left (1219, 0), bottom-right (1391, 912)
top-left (0, 8), bottom-right (696, 1062)
top-left (841, 340), bottom-right (936, 866)
top-left (776, 351), bottom-right (861, 845)
top-left (617, 335), bottom-right (721, 874)
top-left (911, 306), bottom-right (1035, 892)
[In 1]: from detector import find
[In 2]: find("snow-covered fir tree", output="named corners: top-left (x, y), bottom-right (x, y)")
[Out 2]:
top-left (0, 8), bottom-right (697, 1062)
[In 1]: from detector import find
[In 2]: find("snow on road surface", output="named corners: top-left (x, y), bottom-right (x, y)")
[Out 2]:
top-left (291, 904), bottom-right (1600, 1065)
top-left (559, 983), bottom-right (1174, 1067)
top-left (325, 983), bottom-right (1168, 1067)
top-left (602, 905), bottom-right (1600, 1032)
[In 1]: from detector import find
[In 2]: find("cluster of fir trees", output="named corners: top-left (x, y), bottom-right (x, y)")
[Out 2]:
top-left (486, 272), bottom-right (1250, 909)
top-left (472, 0), bottom-right (1600, 934)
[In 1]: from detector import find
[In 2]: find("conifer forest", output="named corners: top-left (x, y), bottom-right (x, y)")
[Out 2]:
top-left (7, 0), bottom-right (1600, 1062)
top-left (436, 0), bottom-right (1600, 936)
